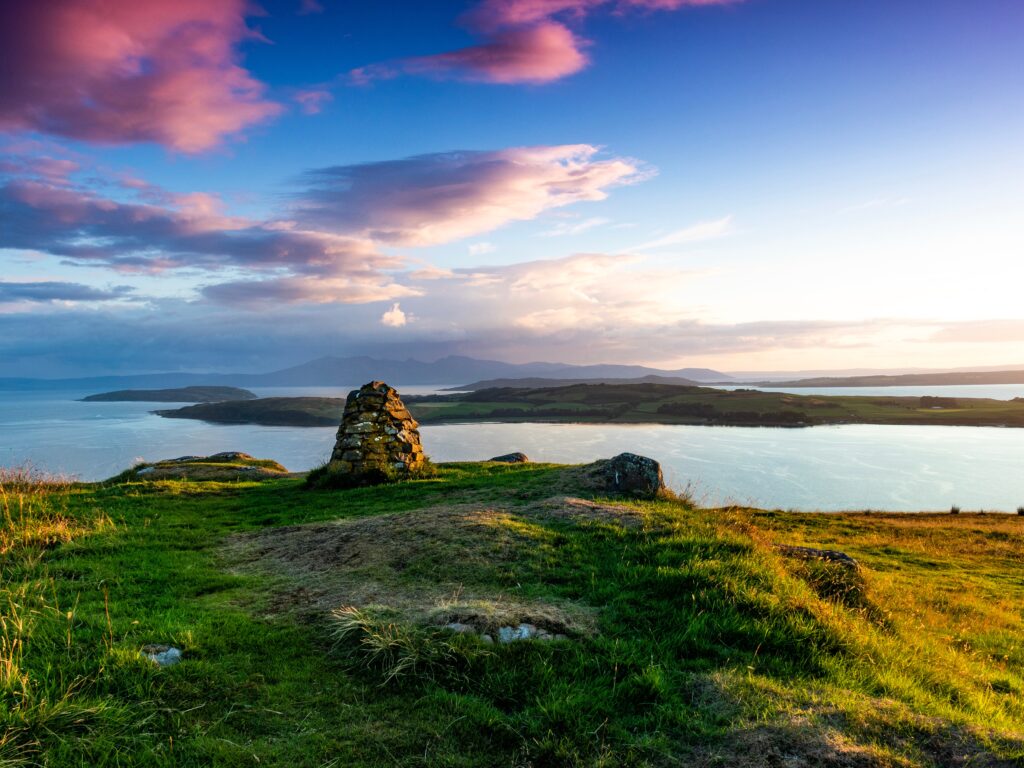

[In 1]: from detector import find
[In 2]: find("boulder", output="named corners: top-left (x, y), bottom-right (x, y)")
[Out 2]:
top-left (326, 381), bottom-right (426, 485)
top-left (489, 452), bottom-right (530, 463)
top-left (776, 545), bottom-right (859, 569)
top-left (124, 454), bottom-right (288, 481)
top-left (585, 453), bottom-right (665, 498)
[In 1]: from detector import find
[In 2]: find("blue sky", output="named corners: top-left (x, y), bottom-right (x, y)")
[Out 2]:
top-left (1, 0), bottom-right (1022, 376)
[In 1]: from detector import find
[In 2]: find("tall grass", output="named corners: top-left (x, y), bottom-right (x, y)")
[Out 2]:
top-left (0, 466), bottom-right (109, 555)
top-left (0, 466), bottom-right (122, 762)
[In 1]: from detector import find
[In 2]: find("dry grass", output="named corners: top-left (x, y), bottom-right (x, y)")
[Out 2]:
top-left (692, 670), bottom-right (1023, 768)
top-left (0, 465), bottom-right (111, 555)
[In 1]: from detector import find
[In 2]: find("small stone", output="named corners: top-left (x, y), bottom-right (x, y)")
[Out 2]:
top-left (141, 644), bottom-right (182, 667)
top-left (444, 622), bottom-right (475, 634)
top-left (489, 452), bottom-right (530, 463)
top-left (480, 634), bottom-right (494, 644)
top-left (498, 623), bottom-right (539, 643)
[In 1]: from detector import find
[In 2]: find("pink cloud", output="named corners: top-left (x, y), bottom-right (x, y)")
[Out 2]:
top-left (0, 173), bottom-right (403, 293)
top-left (464, 0), bottom-right (741, 29)
top-left (0, 0), bottom-right (281, 152)
top-left (295, 144), bottom-right (647, 245)
top-left (293, 89), bottom-right (334, 115)
top-left (354, 0), bottom-right (743, 85)
top-left (399, 21), bottom-right (587, 85)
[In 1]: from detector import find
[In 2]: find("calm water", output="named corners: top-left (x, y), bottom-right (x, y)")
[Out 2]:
top-left (1, 388), bottom-right (1023, 512)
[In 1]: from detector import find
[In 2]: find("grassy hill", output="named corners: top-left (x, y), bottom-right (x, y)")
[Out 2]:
top-left (1, 461), bottom-right (1022, 766)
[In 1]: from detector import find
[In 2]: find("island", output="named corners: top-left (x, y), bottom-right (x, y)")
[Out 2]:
top-left (81, 385), bottom-right (257, 403)
top-left (152, 382), bottom-right (1024, 427)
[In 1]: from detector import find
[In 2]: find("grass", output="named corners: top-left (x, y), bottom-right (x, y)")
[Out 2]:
top-left (0, 461), bottom-right (1021, 765)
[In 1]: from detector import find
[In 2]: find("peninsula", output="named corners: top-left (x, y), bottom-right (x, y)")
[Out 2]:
top-left (153, 382), bottom-right (1024, 428)
top-left (82, 385), bottom-right (257, 403)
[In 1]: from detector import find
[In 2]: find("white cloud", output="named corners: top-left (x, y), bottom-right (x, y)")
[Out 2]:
top-left (380, 302), bottom-right (408, 327)
top-left (468, 241), bottom-right (496, 256)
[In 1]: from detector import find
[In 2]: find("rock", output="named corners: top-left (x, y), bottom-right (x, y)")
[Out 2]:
top-left (444, 622), bottom-right (476, 634)
top-left (498, 623), bottom-right (540, 643)
top-left (141, 644), bottom-right (182, 666)
top-left (128, 454), bottom-right (288, 482)
top-left (585, 453), bottom-right (665, 498)
top-left (326, 381), bottom-right (426, 485)
top-left (777, 545), bottom-right (859, 569)
top-left (489, 452), bottom-right (530, 463)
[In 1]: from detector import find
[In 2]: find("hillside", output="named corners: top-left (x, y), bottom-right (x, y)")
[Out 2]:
top-left (154, 383), bottom-right (1024, 428)
top-left (3, 460), bottom-right (1022, 766)
top-left (81, 386), bottom-right (256, 403)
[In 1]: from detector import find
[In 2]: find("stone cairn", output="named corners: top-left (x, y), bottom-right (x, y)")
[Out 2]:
top-left (328, 381), bottom-right (425, 483)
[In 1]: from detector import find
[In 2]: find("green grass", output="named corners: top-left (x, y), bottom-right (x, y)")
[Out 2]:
top-left (1, 462), bottom-right (1022, 765)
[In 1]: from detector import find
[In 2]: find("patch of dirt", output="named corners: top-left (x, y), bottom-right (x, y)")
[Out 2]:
top-left (223, 500), bottom-right (619, 636)
top-left (536, 496), bottom-right (648, 528)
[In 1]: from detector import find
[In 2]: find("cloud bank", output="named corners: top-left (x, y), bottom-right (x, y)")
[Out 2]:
top-left (0, 143), bottom-right (644, 307)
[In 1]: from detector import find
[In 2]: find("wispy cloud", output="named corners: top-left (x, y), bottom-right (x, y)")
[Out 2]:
top-left (538, 216), bottom-right (610, 237)
top-left (630, 215), bottom-right (733, 251)
top-left (469, 242), bottom-right (497, 256)
top-left (0, 281), bottom-right (135, 305)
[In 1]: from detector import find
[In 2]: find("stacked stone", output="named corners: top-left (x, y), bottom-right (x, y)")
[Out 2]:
top-left (329, 381), bottom-right (425, 481)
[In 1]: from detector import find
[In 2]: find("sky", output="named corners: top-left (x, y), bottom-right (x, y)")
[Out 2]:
top-left (1, 0), bottom-right (1022, 377)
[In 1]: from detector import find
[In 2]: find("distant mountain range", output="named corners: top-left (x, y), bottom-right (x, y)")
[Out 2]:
top-left (447, 375), bottom-right (710, 391)
top-left (6, 355), bottom-right (1022, 393)
top-left (0, 355), bottom-right (731, 391)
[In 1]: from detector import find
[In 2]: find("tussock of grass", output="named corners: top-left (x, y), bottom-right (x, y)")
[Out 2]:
top-left (330, 605), bottom-right (489, 684)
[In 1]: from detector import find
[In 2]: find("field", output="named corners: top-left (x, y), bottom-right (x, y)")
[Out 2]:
top-left (156, 382), bottom-right (1024, 428)
top-left (1, 460), bottom-right (1022, 766)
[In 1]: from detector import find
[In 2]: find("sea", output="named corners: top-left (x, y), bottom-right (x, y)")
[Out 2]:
top-left (2, 383), bottom-right (1023, 512)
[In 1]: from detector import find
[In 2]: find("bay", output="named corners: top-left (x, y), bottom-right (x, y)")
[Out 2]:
top-left (1, 387), bottom-right (1023, 512)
